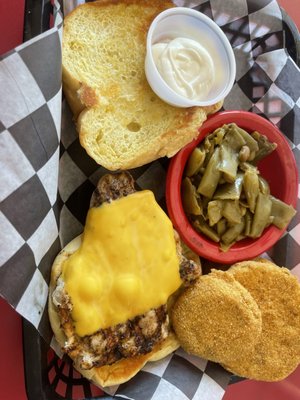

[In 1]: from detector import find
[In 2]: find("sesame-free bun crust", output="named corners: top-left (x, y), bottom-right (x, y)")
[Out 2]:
top-left (48, 235), bottom-right (180, 387)
top-left (223, 259), bottom-right (300, 381)
top-left (62, 0), bottom-right (222, 170)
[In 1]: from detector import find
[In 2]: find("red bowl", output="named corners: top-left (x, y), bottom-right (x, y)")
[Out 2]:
top-left (166, 111), bottom-right (298, 264)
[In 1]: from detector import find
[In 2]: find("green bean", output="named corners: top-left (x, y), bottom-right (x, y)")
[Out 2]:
top-left (224, 124), bottom-right (246, 151)
top-left (236, 234), bottom-right (246, 241)
top-left (249, 151), bottom-right (256, 161)
top-left (217, 218), bottom-right (227, 236)
top-left (258, 176), bottom-right (270, 195)
top-left (239, 145), bottom-right (251, 162)
top-left (239, 162), bottom-right (259, 174)
top-left (203, 137), bottom-right (215, 167)
top-left (251, 131), bottom-right (277, 163)
top-left (240, 205), bottom-right (247, 217)
top-left (182, 177), bottom-right (202, 215)
top-left (201, 195), bottom-right (210, 215)
top-left (267, 215), bottom-right (275, 227)
top-left (182, 122), bottom-right (289, 252)
top-left (220, 242), bottom-right (233, 252)
top-left (204, 134), bottom-right (214, 153)
top-left (218, 143), bottom-right (239, 182)
top-left (197, 147), bottom-right (221, 198)
top-left (213, 126), bottom-right (227, 145)
top-left (207, 200), bottom-right (223, 226)
top-left (243, 169), bottom-right (259, 213)
top-left (222, 200), bottom-right (243, 224)
top-left (270, 196), bottom-right (296, 229)
top-left (214, 172), bottom-right (244, 200)
top-left (234, 125), bottom-right (259, 154)
top-left (193, 217), bottom-right (220, 242)
top-left (185, 147), bottom-right (206, 177)
top-left (250, 193), bottom-right (272, 238)
top-left (244, 210), bottom-right (253, 236)
top-left (221, 218), bottom-right (245, 245)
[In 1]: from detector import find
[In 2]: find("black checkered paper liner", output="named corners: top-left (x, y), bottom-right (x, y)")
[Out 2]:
top-left (1, 0), bottom-right (300, 399)
top-left (0, 0), bottom-right (63, 328)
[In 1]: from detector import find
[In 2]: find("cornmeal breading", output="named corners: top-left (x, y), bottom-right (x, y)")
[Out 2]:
top-left (171, 270), bottom-right (262, 364)
top-left (224, 259), bottom-right (300, 381)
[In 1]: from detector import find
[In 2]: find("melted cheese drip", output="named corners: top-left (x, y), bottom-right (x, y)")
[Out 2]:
top-left (62, 191), bottom-right (181, 337)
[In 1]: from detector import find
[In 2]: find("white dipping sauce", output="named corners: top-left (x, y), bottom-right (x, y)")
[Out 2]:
top-left (152, 37), bottom-right (215, 101)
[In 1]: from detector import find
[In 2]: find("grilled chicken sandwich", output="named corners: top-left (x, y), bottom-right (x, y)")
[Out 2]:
top-left (48, 172), bottom-right (201, 387)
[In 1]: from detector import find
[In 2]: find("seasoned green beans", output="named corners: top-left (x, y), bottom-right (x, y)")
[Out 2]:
top-left (181, 123), bottom-right (296, 251)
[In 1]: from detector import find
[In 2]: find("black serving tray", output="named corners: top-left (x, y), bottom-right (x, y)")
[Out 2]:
top-left (22, 2), bottom-right (300, 399)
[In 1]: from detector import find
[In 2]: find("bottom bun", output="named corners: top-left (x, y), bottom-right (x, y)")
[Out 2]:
top-left (48, 235), bottom-right (180, 387)
top-left (75, 332), bottom-right (179, 387)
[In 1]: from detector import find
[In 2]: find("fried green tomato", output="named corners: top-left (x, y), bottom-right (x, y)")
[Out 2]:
top-left (224, 259), bottom-right (300, 381)
top-left (171, 270), bottom-right (262, 364)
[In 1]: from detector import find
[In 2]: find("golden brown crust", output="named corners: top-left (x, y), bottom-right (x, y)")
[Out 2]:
top-left (78, 85), bottom-right (99, 108)
top-left (48, 235), bottom-right (180, 387)
top-left (171, 270), bottom-right (262, 364)
top-left (77, 101), bottom-right (223, 171)
top-left (62, 0), bottom-right (174, 119)
top-left (62, 66), bottom-right (85, 119)
top-left (224, 260), bottom-right (300, 381)
top-left (81, 0), bottom-right (174, 10)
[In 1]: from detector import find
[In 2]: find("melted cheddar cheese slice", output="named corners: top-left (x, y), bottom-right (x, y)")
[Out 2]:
top-left (62, 190), bottom-right (181, 336)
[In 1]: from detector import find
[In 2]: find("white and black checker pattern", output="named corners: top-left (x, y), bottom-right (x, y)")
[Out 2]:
top-left (1, 0), bottom-right (300, 399)
top-left (112, 354), bottom-right (231, 400)
top-left (0, 1), bottom-right (63, 335)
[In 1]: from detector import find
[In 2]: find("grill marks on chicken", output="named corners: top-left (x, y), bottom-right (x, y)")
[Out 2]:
top-left (61, 302), bottom-right (169, 369)
top-left (180, 259), bottom-right (201, 286)
top-left (53, 172), bottom-right (201, 369)
top-left (90, 171), bottom-right (135, 207)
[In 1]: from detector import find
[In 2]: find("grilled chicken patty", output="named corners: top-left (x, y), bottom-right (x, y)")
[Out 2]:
top-left (52, 172), bottom-right (201, 369)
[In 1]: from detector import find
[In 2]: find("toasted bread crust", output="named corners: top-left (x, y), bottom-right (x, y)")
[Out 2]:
top-left (62, 0), bottom-right (222, 170)
top-left (62, 0), bottom-right (174, 120)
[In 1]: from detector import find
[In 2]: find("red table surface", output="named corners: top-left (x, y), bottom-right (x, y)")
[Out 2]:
top-left (0, 1), bottom-right (299, 399)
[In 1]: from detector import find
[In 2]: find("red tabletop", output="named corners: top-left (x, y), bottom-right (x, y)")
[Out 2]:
top-left (0, 0), bottom-right (25, 55)
top-left (0, 297), bottom-right (27, 400)
top-left (0, 1), bottom-right (299, 400)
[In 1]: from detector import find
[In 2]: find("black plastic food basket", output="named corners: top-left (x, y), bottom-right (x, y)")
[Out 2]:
top-left (22, 1), bottom-right (300, 399)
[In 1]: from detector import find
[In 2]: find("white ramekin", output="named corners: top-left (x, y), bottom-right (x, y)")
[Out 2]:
top-left (145, 7), bottom-right (236, 108)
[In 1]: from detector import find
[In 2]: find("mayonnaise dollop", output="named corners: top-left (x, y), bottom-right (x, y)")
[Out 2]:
top-left (152, 37), bottom-right (215, 101)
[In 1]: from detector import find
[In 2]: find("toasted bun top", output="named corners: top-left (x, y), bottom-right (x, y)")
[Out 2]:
top-left (62, 0), bottom-right (222, 170)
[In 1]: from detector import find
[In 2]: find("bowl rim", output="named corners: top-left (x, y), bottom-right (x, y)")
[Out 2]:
top-left (145, 7), bottom-right (236, 107)
top-left (166, 110), bottom-right (299, 264)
